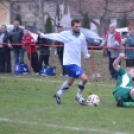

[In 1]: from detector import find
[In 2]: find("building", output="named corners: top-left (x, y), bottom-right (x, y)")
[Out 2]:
top-left (10, 0), bottom-right (64, 32)
top-left (0, 0), bottom-right (10, 25)
top-left (11, 0), bottom-right (39, 32)
top-left (63, 0), bottom-right (134, 35)
top-left (10, 0), bottom-right (134, 34)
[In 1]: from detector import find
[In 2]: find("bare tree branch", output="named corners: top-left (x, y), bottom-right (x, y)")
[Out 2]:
top-left (98, 0), bottom-right (134, 13)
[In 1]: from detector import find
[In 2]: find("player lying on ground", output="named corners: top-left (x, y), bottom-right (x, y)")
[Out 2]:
top-left (38, 19), bottom-right (91, 106)
top-left (113, 53), bottom-right (134, 107)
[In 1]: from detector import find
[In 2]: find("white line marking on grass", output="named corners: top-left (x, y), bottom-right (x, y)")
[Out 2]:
top-left (0, 76), bottom-right (115, 88)
top-left (0, 117), bottom-right (130, 134)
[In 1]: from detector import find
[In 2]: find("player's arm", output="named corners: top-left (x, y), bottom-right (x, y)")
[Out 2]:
top-left (82, 35), bottom-right (91, 58)
top-left (113, 53), bottom-right (126, 71)
top-left (37, 32), bottom-right (68, 43)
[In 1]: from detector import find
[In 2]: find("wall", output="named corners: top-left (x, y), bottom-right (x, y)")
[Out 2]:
top-left (0, 0), bottom-right (10, 24)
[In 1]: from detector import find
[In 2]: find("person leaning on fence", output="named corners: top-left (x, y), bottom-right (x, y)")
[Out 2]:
top-left (113, 53), bottom-right (134, 108)
top-left (125, 26), bottom-right (134, 67)
top-left (9, 20), bottom-right (25, 64)
top-left (0, 25), bottom-right (12, 73)
top-left (37, 34), bottom-right (50, 70)
top-left (55, 26), bottom-right (68, 77)
top-left (22, 29), bottom-right (39, 75)
top-left (101, 23), bottom-right (122, 80)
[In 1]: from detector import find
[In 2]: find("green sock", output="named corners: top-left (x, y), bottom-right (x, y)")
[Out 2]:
top-left (124, 102), bottom-right (134, 107)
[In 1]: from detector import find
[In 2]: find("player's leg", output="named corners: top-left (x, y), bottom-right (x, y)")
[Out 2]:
top-left (75, 73), bottom-right (88, 106)
top-left (77, 73), bottom-right (88, 97)
top-left (53, 77), bottom-right (75, 104)
top-left (123, 89), bottom-right (134, 107)
top-left (116, 88), bottom-right (134, 107)
top-left (57, 77), bottom-right (75, 97)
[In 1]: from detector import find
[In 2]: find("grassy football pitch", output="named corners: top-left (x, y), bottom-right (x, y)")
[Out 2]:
top-left (0, 75), bottom-right (133, 134)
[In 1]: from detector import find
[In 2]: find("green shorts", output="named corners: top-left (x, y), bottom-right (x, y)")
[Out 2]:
top-left (113, 87), bottom-right (132, 102)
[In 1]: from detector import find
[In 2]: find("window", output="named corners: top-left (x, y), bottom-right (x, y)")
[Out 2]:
top-left (17, 5), bottom-right (21, 11)
top-left (29, 5), bottom-right (32, 10)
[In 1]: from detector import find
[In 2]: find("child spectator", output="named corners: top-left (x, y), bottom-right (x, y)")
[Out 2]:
top-left (22, 29), bottom-right (39, 75)
top-left (37, 35), bottom-right (50, 70)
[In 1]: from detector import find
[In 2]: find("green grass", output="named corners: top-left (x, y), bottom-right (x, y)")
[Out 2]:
top-left (0, 75), bottom-right (133, 134)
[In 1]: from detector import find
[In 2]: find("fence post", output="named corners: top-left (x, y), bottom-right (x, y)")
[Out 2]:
top-left (29, 44), bottom-right (32, 73)
top-left (91, 47), bottom-right (95, 74)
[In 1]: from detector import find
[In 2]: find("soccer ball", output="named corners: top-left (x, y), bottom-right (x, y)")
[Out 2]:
top-left (87, 94), bottom-right (100, 107)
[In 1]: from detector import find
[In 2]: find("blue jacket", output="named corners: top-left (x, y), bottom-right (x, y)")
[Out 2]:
top-left (125, 35), bottom-right (134, 59)
top-left (10, 27), bottom-right (23, 50)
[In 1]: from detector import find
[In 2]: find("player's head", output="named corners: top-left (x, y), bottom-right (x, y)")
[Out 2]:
top-left (128, 26), bottom-right (134, 35)
top-left (1, 25), bottom-right (7, 33)
top-left (13, 20), bottom-right (20, 29)
top-left (71, 19), bottom-right (81, 34)
top-left (23, 29), bottom-right (29, 36)
top-left (109, 23), bottom-right (116, 33)
top-left (126, 67), bottom-right (134, 79)
top-left (57, 26), bottom-right (63, 33)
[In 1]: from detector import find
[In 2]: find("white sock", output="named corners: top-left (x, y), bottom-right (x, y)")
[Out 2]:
top-left (77, 81), bottom-right (85, 98)
top-left (57, 81), bottom-right (69, 97)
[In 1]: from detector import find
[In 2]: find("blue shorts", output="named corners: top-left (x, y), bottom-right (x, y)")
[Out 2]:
top-left (64, 64), bottom-right (83, 79)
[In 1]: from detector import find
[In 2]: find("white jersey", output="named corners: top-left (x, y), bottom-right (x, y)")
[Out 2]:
top-left (40, 30), bottom-right (90, 67)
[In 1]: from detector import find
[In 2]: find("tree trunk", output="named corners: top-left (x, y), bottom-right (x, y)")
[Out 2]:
top-left (38, 0), bottom-right (45, 32)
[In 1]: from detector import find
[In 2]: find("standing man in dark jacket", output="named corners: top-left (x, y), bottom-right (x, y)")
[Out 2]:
top-left (55, 26), bottom-right (68, 76)
top-left (125, 26), bottom-right (134, 67)
top-left (9, 20), bottom-right (24, 64)
top-left (37, 35), bottom-right (50, 70)
top-left (0, 25), bottom-right (12, 73)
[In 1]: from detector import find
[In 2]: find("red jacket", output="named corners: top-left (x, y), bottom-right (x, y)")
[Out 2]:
top-left (103, 31), bottom-right (121, 44)
top-left (22, 34), bottom-right (37, 53)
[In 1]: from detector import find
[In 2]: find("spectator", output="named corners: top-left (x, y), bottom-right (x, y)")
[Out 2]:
top-left (37, 34), bottom-right (50, 70)
top-left (0, 25), bottom-right (12, 73)
top-left (22, 29), bottom-right (39, 75)
top-left (125, 26), bottom-right (134, 67)
top-left (101, 23), bottom-right (122, 80)
top-left (10, 20), bottom-right (24, 64)
top-left (55, 26), bottom-right (68, 76)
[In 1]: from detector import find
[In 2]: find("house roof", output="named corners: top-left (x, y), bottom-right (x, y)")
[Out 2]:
top-left (66, 0), bottom-right (134, 19)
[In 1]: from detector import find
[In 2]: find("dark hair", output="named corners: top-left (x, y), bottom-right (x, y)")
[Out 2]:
top-left (71, 19), bottom-right (81, 26)
top-left (57, 26), bottom-right (63, 29)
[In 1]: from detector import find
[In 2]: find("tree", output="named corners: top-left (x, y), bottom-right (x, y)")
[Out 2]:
top-left (83, 12), bottom-right (90, 28)
top-left (77, 0), bottom-right (134, 36)
top-left (119, 13), bottom-right (128, 27)
top-left (78, 0), bottom-right (110, 36)
top-left (15, 13), bottom-right (22, 25)
top-left (45, 17), bottom-right (53, 33)
top-left (38, 0), bottom-right (45, 31)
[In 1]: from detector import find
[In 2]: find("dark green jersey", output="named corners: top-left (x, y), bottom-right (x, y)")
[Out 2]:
top-left (114, 67), bottom-right (133, 91)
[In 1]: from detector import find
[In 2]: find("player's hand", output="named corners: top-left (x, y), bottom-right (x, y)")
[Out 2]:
top-left (37, 31), bottom-right (41, 35)
top-left (22, 45), bottom-right (25, 49)
top-left (100, 44), bottom-right (103, 47)
top-left (127, 32), bottom-right (130, 36)
top-left (108, 46), bottom-right (113, 49)
top-left (122, 38), bottom-right (127, 44)
top-left (8, 44), bottom-right (13, 48)
top-left (119, 53), bottom-right (126, 59)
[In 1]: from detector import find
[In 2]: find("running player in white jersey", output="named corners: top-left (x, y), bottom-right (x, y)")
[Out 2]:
top-left (38, 19), bottom-right (91, 106)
